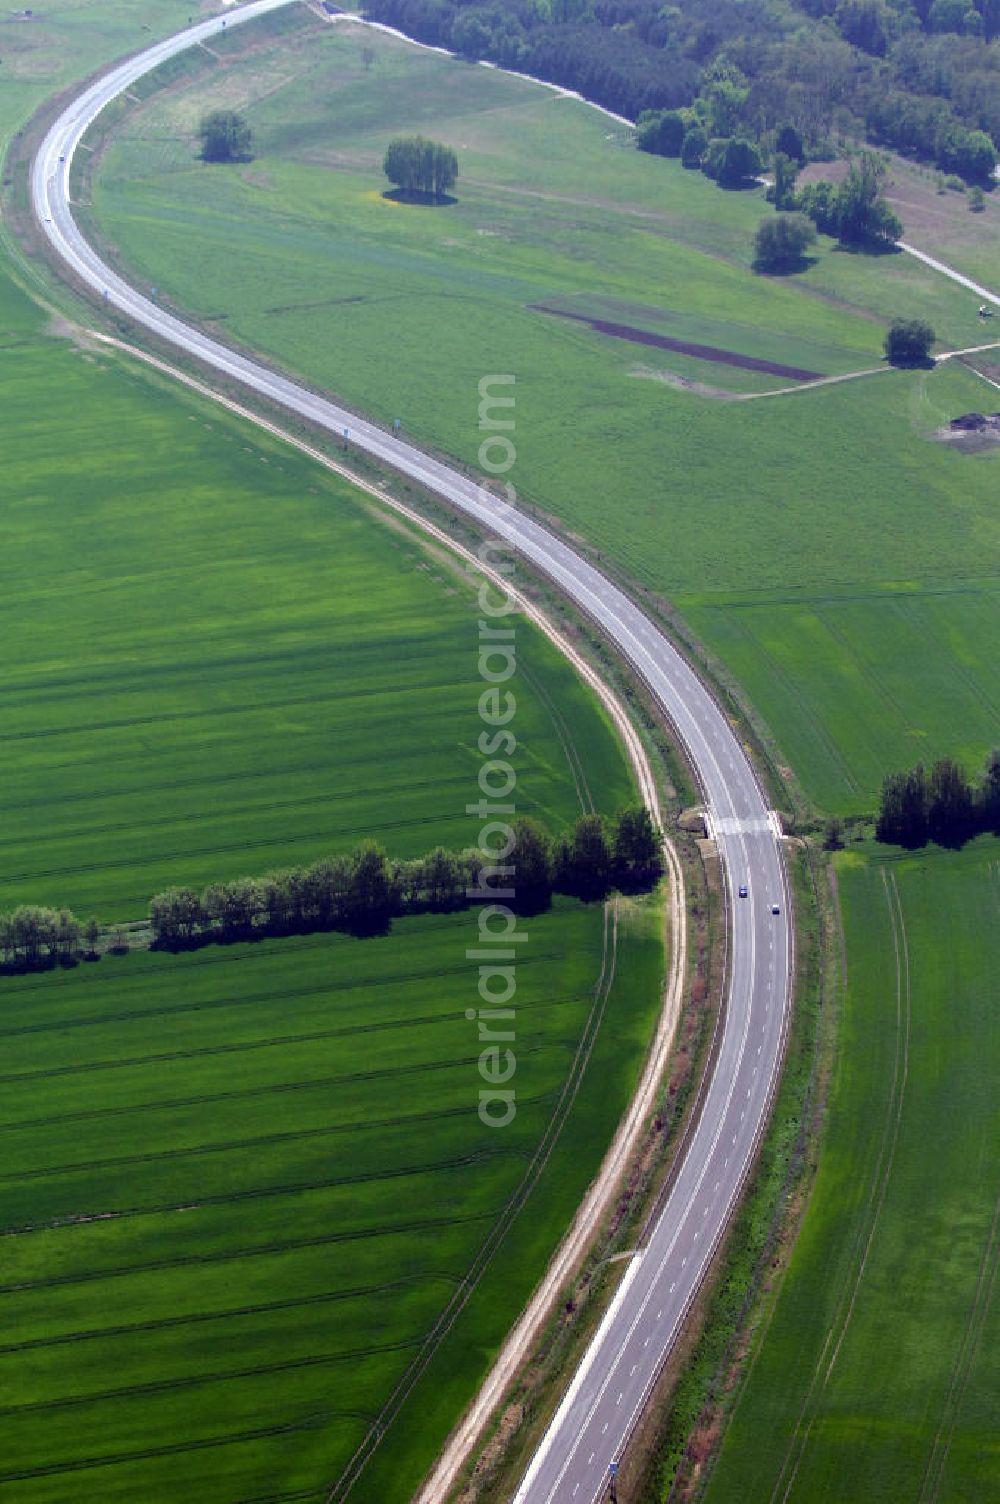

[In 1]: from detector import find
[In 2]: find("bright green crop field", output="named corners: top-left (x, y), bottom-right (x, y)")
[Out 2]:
top-left (0, 896), bottom-right (665, 1503)
top-left (704, 838), bottom-right (1000, 1504)
top-left (0, 263), bottom-right (634, 921)
top-left (0, 31), bottom-right (665, 1496)
top-left (91, 12), bottom-right (1000, 813)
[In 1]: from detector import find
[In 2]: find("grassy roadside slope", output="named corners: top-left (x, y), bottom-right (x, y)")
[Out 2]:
top-left (0, 1), bottom-right (199, 140)
top-left (91, 17), bottom-right (1000, 815)
top-left (703, 839), bottom-right (1000, 1504)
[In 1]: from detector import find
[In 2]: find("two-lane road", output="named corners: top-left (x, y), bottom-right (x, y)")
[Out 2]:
top-left (31, 6), bottom-right (791, 1499)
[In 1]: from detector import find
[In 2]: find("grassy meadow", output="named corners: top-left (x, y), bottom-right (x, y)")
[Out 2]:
top-left (704, 838), bottom-right (1000, 1504)
top-left (91, 14), bottom-right (1000, 814)
top-left (0, 0), bottom-right (204, 141)
top-left (0, 896), bottom-right (665, 1503)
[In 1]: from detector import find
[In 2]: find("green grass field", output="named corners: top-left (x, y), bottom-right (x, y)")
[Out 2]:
top-left (0, 895), bottom-right (665, 1503)
top-left (704, 838), bottom-right (1000, 1503)
top-left (0, 0), bottom-right (204, 140)
top-left (91, 15), bottom-right (1000, 814)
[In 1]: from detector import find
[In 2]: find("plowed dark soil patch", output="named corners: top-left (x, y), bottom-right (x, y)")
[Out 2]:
top-left (531, 304), bottom-right (822, 381)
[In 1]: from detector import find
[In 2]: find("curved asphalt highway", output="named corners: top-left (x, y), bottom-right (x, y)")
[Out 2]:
top-left (32, 6), bottom-right (791, 1499)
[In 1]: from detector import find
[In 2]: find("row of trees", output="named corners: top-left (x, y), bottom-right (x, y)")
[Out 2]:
top-left (0, 908), bottom-right (100, 972)
top-left (876, 751), bottom-right (1000, 847)
top-left (867, 93), bottom-right (998, 181)
top-left (638, 109), bottom-right (807, 175)
top-left (383, 136), bottom-right (459, 198)
top-left (149, 807), bottom-right (665, 949)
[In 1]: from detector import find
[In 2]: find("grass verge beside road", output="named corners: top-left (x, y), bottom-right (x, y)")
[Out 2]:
top-left (701, 838), bottom-right (1000, 1504)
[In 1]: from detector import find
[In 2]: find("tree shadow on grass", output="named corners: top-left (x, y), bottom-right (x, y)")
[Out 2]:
top-left (753, 254), bottom-right (819, 276)
top-left (886, 355), bottom-right (937, 370)
top-left (382, 188), bottom-right (458, 207)
top-left (831, 239), bottom-right (903, 257)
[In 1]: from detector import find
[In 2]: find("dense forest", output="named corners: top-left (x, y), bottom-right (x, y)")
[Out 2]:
top-left (363, 0), bottom-right (999, 180)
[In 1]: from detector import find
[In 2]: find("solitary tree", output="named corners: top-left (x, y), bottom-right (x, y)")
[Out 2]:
top-left (754, 213), bottom-right (816, 270)
top-left (199, 110), bottom-right (253, 164)
top-left (383, 136), bottom-right (458, 199)
top-left (885, 318), bottom-right (935, 364)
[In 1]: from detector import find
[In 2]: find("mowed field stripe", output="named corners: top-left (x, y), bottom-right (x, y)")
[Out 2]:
top-left (0, 1272), bottom-right (462, 1358)
top-left (1, 1209), bottom-right (501, 1299)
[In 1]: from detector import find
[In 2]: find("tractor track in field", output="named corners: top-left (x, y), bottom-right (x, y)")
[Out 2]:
top-left (767, 867), bottom-right (911, 1504)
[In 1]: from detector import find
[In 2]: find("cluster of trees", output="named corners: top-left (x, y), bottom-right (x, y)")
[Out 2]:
top-left (796, 151), bottom-right (903, 243)
top-left (755, 149), bottom-right (901, 268)
top-left (149, 806), bottom-right (665, 949)
top-left (867, 94), bottom-right (998, 180)
top-left (198, 110), bottom-right (253, 164)
top-left (876, 750), bottom-right (1000, 847)
top-left (383, 136), bottom-right (459, 198)
top-left (0, 908), bottom-right (100, 973)
top-left (363, 0), bottom-right (998, 181)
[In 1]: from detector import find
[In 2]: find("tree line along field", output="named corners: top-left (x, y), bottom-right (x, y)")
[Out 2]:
top-left (702, 838), bottom-right (1000, 1504)
top-left (0, 899), bottom-right (665, 1503)
top-left (0, 220), bottom-right (667, 1498)
top-left (90, 13), bottom-right (1000, 816)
